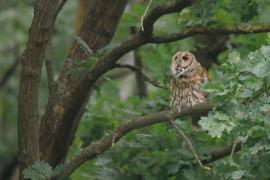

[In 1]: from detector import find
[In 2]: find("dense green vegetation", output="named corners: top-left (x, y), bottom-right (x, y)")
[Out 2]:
top-left (1, 0), bottom-right (270, 179)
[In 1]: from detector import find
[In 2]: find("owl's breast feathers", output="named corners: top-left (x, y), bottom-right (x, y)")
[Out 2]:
top-left (170, 70), bottom-right (208, 112)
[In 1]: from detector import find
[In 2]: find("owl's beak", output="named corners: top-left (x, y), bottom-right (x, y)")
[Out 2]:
top-left (172, 66), bottom-right (187, 78)
top-left (176, 69), bottom-right (188, 79)
top-left (176, 70), bottom-right (183, 77)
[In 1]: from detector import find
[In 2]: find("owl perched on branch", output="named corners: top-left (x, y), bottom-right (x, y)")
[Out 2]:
top-left (170, 51), bottom-right (208, 118)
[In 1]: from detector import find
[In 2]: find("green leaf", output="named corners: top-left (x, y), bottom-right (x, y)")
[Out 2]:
top-left (199, 117), bottom-right (225, 138)
top-left (214, 9), bottom-right (235, 26)
top-left (251, 61), bottom-right (270, 78)
top-left (23, 168), bottom-right (41, 180)
top-left (250, 143), bottom-right (265, 155)
top-left (261, 45), bottom-right (270, 59)
top-left (52, 164), bottom-right (64, 177)
top-left (201, 82), bottom-right (224, 92)
top-left (239, 88), bottom-right (253, 98)
top-left (260, 104), bottom-right (270, 112)
top-left (167, 163), bottom-right (181, 175)
top-left (22, 161), bottom-right (62, 180)
top-left (228, 51), bottom-right (241, 65)
top-left (231, 170), bottom-right (246, 179)
top-left (199, 111), bottom-right (235, 138)
top-left (32, 161), bottom-right (52, 177)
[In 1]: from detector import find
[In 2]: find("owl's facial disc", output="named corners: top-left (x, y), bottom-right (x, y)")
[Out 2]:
top-left (171, 51), bottom-right (193, 78)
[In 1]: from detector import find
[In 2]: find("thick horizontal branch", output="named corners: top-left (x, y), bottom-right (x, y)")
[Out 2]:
top-left (114, 63), bottom-right (169, 90)
top-left (58, 102), bottom-right (211, 179)
top-left (149, 24), bottom-right (270, 43)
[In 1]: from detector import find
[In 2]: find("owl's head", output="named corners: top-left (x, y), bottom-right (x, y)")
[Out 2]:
top-left (171, 51), bottom-right (197, 78)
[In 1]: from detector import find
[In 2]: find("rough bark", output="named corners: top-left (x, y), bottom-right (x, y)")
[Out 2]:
top-left (40, 0), bottom-right (128, 166)
top-left (17, 0), bottom-right (63, 178)
top-left (75, 0), bottom-right (90, 33)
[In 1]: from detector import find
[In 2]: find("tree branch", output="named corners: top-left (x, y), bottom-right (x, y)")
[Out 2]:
top-left (203, 142), bottom-right (241, 164)
top-left (149, 25), bottom-right (270, 43)
top-left (56, 0), bottom-right (68, 16)
top-left (140, 0), bottom-right (153, 31)
top-left (140, 0), bottom-right (193, 38)
top-left (89, 0), bottom-right (193, 77)
top-left (58, 102), bottom-right (212, 179)
top-left (58, 102), bottom-right (242, 178)
top-left (17, 0), bottom-right (67, 176)
top-left (114, 63), bottom-right (168, 90)
top-left (175, 142), bottom-right (242, 172)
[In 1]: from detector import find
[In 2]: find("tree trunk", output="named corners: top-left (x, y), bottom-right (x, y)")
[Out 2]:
top-left (17, 0), bottom-right (61, 178)
top-left (39, 0), bottom-right (128, 166)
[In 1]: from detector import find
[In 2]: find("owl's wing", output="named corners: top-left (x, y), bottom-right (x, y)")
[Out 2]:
top-left (200, 69), bottom-right (209, 98)
top-left (197, 68), bottom-right (208, 84)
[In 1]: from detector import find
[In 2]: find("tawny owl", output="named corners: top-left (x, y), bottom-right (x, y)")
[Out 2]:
top-left (170, 51), bottom-right (208, 114)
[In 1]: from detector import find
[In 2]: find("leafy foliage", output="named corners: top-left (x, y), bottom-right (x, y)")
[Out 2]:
top-left (22, 161), bottom-right (63, 180)
top-left (199, 46), bottom-right (270, 178)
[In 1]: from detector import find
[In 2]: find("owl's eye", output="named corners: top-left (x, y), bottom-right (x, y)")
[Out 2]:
top-left (182, 55), bottom-right (188, 61)
top-left (174, 56), bottom-right (177, 60)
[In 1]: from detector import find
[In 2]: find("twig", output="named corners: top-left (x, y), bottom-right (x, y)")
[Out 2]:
top-left (111, 129), bottom-right (118, 147)
top-left (230, 139), bottom-right (238, 160)
top-left (141, 0), bottom-right (153, 31)
top-left (114, 63), bottom-right (168, 90)
top-left (168, 118), bottom-right (209, 170)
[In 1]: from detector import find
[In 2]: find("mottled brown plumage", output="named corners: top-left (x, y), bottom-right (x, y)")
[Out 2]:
top-left (170, 51), bottom-right (208, 113)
